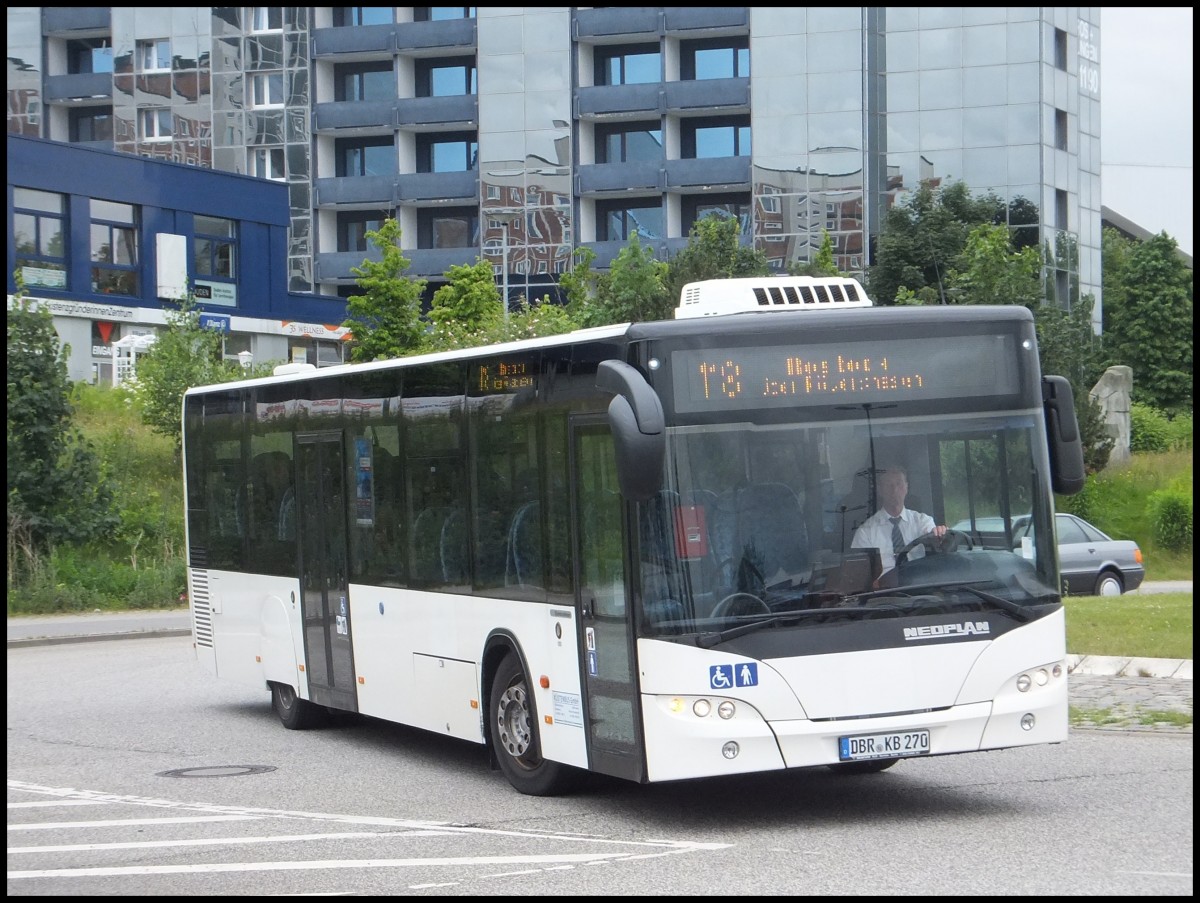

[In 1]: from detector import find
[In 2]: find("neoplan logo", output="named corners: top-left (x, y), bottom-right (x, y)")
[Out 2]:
top-left (903, 621), bottom-right (991, 641)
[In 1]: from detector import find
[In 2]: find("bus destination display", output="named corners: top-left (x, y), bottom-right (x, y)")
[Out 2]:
top-left (672, 335), bottom-right (1018, 412)
top-left (475, 359), bottom-right (535, 394)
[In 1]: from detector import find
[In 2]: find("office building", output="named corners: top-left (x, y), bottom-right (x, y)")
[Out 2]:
top-left (7, 7), bottom-right (1104, 334)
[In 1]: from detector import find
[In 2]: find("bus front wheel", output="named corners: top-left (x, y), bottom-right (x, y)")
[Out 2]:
top-left (270, 681), bottom-right (326, 730)
top-left (490, 654), bottom-right (576, 796)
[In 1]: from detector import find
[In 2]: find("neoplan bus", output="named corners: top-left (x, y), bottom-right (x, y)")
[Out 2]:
top-left (182, 275), bottom-right (1086, 795)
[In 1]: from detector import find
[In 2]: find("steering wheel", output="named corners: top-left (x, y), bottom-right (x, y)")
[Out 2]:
top-left (896, 529), bottom-right (973, 564)
top-left (710, 592), bottom-right (771, 620)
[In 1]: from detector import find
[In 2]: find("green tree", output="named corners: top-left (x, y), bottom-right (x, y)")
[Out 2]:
top-left (562, 234), bottom-right (671, 326)
top-left (130, 294), bottom-right (244, 448)
top-left (7, 284), bottom-right (116, 574)
top-left (664, 215), bottom-right (770, 307)
top-left (1100, 229), bottom-right (1193, 415)
top-left (947, 222), bottom-right (1042, 308)
top-left (1034, 294), bottom-right (1114, 474)
top-left (342, 219), bottom-right (427, 362)
top-left (424, 259), bottom-right (505, 352)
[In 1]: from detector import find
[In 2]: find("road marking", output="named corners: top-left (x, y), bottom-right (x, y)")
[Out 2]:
top-left (10, 830), bottom-right (438, 854)
top-left (9, 815), bottom-right (260, 831)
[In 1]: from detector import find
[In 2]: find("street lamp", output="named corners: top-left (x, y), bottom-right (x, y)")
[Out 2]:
top-left (237, 350), bottom-right (253, 371)
top-left (491, 209), bottom-right (523, 318)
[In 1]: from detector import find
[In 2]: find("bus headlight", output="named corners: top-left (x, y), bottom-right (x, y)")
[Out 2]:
top-left (717, 701), bottom-right (736, 720)
top-left (721, 741), bottom-right (740, 759)
top-left (1016, 673), bottom-right (1032, 692)
top-left (1020, 713), bottom-right (1036, 731)
top-left (693, 699), bottom-right (712, 717)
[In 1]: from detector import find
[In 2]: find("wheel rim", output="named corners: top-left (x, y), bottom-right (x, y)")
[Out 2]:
top-left (1098, 575), bottom-right (1121, 596)
top-left (496, 680), bottom-right (535, 767)
top-left (276, 684), bottom-right (296, 710)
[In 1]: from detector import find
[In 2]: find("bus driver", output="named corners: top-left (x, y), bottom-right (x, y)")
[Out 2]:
top-left (851, 464), bottom-right (947, 578)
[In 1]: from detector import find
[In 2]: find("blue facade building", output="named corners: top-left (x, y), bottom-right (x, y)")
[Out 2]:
top-left (7, 134), bottom-right (350, 382)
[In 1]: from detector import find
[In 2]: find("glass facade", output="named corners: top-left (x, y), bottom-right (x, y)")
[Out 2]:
top-left (7, 6), bottom-right (1103, 326)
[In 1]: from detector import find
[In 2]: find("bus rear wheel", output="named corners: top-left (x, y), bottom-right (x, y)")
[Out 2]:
top-left (270, 681), bottom-right (326, 730)
top-left (827, 757), bottom-right (899, 775)
top-left (490, 654), bottom-right (576, 796)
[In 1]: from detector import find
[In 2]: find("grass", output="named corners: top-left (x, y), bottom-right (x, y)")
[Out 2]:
top-left (1063, 591), bottom-right (1193, 660)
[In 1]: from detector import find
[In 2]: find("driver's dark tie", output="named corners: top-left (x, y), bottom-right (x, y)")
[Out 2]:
top-left (890, 516), bottom-right (904, 555)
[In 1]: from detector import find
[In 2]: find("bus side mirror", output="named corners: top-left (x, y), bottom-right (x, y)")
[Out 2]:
top-left (1042, 375), bottom-right (1086, 496)
top-left (597, 360), bottom-right (665, 502)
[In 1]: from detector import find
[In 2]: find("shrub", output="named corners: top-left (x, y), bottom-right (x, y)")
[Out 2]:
top-left (1148, 490), bottom-right (1193, 552)
top-left (1129, 402), bottom-right (1171, 453)
top-left (1166, 411), bottom-right (1193, 451)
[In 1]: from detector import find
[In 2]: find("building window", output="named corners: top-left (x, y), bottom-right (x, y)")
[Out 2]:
top-left (13, 188), bottom-right (68, 290)
top-left (70, 107), bottom-right (114, 143)
top-left (137, 38), bottom-right (171, 72)
top-left (595, 45), bottom-right (661, 86)
top-left (337, 211), bottom-right (388, 252)
top-left (596, 200), bottom-right (663, 241)
top-left (1054, 108), bottom-right (1068, 151)
top-left (335, 63), bottom-right (394, 102)
top-left (596, 122), bottom-right (662, 164)
top-left (194, 215), bottom-right (237, 279)
top-left (222, 332), bottom-right (252, 363)
top-left (90, 199), bottom-right (139, 296)
top-left (250, 7), bottom-right (283, 32)
top-left (336, 137), bottom-right (396, 177)
top-left (1054, 28), bottom-right (1068, 71)
top-left (418, 208), bottom-right (479, 249)
top-left (682, 116), bottom-right (750, 158)
top-left (416, 58), bottom-right (477, 97)
top-left (683, 195), bottom-right (751, 236)
top-left (67, 38), bottom-right (113, 74)
top-left (249, 147), bottom-right (286, 180)
top-left (415, 7), bottom-right (476, 21)
top-left (1056, 189), bottom-right (1068, 230)
top-left (140, 108), bottom-right (172, 141)
top-left (681, 38), bottom-right (749, 80)
top-left (249, 72), bottom-right (285, 108)
top-left (418, 132), bottom-right (477, 172)
top-left (336, 7), bottom-right (394, 26)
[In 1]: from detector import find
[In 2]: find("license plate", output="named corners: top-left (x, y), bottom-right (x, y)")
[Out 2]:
top-left (839, 729), bottom-right (930, 761)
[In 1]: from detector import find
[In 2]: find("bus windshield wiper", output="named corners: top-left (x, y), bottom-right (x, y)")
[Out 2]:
top-left (846, 581), bottom-right (1034, 623)
top-left (696, 608), bottom-right (829, 648)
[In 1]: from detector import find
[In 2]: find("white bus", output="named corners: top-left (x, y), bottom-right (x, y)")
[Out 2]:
top-left (182, 276), bottom-right (1085, 795)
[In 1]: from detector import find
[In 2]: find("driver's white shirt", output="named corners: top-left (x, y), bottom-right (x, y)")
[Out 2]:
top-left (851, 506), bottom-right (936, 572)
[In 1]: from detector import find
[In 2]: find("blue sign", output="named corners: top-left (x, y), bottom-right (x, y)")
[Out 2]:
top-left (199, 313), bottom-right (231, 333)
top-left (710, 663), bottom-right (758, 689)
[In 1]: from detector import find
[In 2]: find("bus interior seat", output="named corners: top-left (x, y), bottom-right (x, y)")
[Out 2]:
top-left (730, 482), bottom-right (809, 594)
top-left (412, 505), bottom-right (451, 583)
top-left (505, 500), bottom-right (542, 587)
top-left (440, 508), bottom-right (468, 583)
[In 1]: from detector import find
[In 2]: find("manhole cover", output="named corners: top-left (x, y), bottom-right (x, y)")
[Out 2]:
top-left (157, 765), bottom-right (277, 778)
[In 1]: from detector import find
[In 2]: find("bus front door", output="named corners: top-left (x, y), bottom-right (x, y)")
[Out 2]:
top-left (296, 432), bottom-right (357, 712)
top-left (572, 419), bottom-right (643, 783)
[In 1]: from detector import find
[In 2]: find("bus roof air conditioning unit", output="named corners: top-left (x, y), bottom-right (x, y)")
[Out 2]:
top-left (676, 276), bottom-right (873, 319)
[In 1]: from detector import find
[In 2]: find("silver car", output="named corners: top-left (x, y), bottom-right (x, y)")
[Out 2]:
top-left (951, 513), bottom-right (1146, 597)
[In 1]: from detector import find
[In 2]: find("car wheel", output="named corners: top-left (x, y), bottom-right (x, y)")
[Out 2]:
top-left (271, 681), bottom-right (327, 730)
top-left (490, 654), bottom-right (578, 796)
top-left (1094, 570), bottom-right (1124, 597)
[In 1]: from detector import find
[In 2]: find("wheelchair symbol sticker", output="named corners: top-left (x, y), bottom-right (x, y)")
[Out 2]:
top-left (710, 663), bottom-right (757, 689)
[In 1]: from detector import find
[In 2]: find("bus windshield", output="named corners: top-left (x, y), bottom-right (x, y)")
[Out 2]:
top-left (635, 408), bottom-right (1058, 639)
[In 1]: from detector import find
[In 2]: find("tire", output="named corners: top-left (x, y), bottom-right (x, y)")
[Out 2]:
top-left (1094, 570), bottom-right (1124, 597)
top-left (489, 654), bottom-right (577, 796)
top-left (270, 681), bottom-right (326, 730)
top-left (827, 757), bottom-right (899, 775)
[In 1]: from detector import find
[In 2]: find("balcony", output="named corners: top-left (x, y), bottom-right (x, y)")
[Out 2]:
top-left (395, 95), bottom-right (477, 128)
top-left (664, 156), bottom-right (751, 191)
top-left (574, 8), bottom-right (663, 40)
top-left (311, 24), bottom-right (394, 59)
top-left (43, 72), bottom-right (112, 104)
top-left (314, 175), bottom-right (394, 207)
top-left (576, 83), bottom-right (664, 119)
top-left (663, 8), bottom-right (749, 33)
top-left (396, 170), bottom-right (477, 204)
top-left (577, 161), bottom-right (663, 195)
top-left (43, 7), bottom-right (109, 35)
top-left (313, 99), bottom-right (394, 133)
top-left (665, 77), bottom-right (749, 113)
top-left (395, 18), bottom-right (476, 54)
